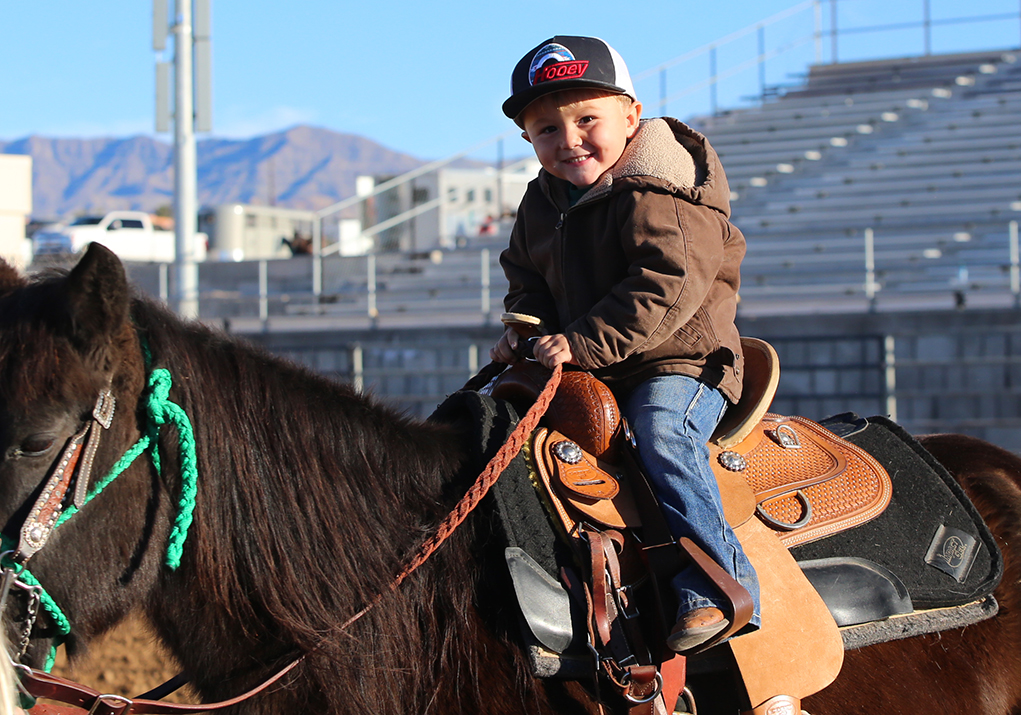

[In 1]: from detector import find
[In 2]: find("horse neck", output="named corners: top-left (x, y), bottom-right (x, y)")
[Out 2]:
top-left (130, 299), bottom-right (472, 660)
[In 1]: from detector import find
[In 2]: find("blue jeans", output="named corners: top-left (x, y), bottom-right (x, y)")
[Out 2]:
top-left (622, 375), bottom-right (761, 628)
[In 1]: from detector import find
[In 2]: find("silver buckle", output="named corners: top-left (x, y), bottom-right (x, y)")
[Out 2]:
top-left (772, 424), bottom-right (801, 449)
top-left (89, 694), bottom-right (132, 715)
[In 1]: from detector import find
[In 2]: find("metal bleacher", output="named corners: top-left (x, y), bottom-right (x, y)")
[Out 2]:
top-left (138, 47), bottom-right (1021, 331)
top-left (689, 49), bottom-right (1021, 315)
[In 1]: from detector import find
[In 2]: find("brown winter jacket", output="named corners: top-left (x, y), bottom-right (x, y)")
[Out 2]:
top-left (501, 117), bottom-right (746, 403)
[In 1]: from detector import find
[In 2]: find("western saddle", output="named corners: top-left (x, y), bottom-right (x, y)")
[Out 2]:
top-left (489, 314), bottom-right (892, 715)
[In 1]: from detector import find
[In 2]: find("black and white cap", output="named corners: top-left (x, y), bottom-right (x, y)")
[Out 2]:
top-left (502, 35), bottom-right (636, 120)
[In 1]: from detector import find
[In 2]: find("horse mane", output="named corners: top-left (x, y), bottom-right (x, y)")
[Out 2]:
top-left (127, 295), bottom-right (534, 709)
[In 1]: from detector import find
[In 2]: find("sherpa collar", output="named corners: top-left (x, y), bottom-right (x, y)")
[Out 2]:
top-left (540, 117), bottom-right (733, 218)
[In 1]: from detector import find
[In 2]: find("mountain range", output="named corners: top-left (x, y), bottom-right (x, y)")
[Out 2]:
top-left (0, 125), bottom-right (428, 219)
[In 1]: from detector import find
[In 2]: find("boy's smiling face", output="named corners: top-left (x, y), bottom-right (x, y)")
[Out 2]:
top-left (520, 90), bottom-right (642, 188)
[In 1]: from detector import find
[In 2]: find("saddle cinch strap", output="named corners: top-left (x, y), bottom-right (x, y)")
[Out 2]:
top-left (530, 427), bottom-right (697, 715)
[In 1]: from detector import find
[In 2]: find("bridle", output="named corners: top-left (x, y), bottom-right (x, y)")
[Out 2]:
top-left (16, 387), bottom-right (116, 564)
top-left (0, 387), bottom-right (117, 662)
top-left (1, 360), bottom-right (562, 714)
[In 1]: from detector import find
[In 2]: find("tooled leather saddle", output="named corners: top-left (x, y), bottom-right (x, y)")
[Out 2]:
top-left (480, 330), bottom-right (1000, 715)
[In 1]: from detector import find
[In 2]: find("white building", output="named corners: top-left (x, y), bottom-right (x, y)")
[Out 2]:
top-left (356, 160), bottom-right (540, 253)
top-left (0, 154), bottom-right (32, 268)
top-left (198, 203), bottom-right (318, 261)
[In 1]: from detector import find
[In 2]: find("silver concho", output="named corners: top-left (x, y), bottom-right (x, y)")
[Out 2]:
top-left (552, 440), bottom-right (583, 465)
top-left (718, 450), bottom-right (747, 471)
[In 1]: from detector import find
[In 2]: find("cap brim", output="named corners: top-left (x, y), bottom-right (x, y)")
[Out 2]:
top-left (502, 80), bottom-right (629, 120)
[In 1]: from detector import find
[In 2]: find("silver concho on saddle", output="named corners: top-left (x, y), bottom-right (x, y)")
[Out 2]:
top-left (536, 431), bottom-right (641, 531)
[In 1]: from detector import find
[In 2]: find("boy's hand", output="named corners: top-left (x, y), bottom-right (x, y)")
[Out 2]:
top-left (533, 334), bottom-right (576, 369)
top-left (490, 327), bottom-right (520, 364)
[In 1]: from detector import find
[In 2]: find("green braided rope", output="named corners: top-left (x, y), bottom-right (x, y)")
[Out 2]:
top-left (0, 346), bottom-right (200, 672)
top-left (53, 436), bottom-right (151, 529)
top-left (49, 366), bottom-right (198, 568)
top-left (0, 534), bottom-right (67, 672)
top-left (139, 367), bottom-right (199, 569)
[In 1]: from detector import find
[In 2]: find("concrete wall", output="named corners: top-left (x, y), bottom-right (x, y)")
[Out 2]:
top-left (236, 306), bottom-right (1021, 454)
top-left (0, 154), bottom-right (32, 268)
top-left (739, 308), bottom-right (1021, 451)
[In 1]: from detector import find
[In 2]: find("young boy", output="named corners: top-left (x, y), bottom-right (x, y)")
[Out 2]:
top-left (490, 35), bottom-right (760, 652)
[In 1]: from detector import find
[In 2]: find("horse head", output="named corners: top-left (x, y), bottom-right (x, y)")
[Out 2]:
top-left (0, 244), bottom-right (151, 670)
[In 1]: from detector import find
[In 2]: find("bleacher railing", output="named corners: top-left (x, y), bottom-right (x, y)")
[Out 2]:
top-left (126, 219), bottom-right (1021, 328)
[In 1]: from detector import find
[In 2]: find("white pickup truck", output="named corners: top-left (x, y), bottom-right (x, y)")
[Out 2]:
top-left (33, 211), bottom-right (207, 262)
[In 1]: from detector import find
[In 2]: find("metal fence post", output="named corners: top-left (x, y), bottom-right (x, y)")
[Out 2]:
top-left (1010, 220), bottom-right (1019, 308)
top-left (468, 343), bottom-right (479, 382)
top-left (481, 248), bottom-right (491, 322)
top-left (758, 25), bottom-right (766, 100)
top-left (923, 0), bottom-right (932, 55)
top-left (864, 227), bottom-right (878, 309)
top-left (814, 0), bottom-right (823, 63)
top-left (884, 335), bottom-right (897, 421)
top-left (352, 343), bottom-right (364, 393)
top-left (367, 254), bottom-right (378, 319)
top-left (312, 217), bottom-right (322, 308)
top-left (258, 259), bottom-right (268, 324)
top-left (830, 0), bottom-right (838, 63)
top-left (159, 263), bottom-right (169, 304)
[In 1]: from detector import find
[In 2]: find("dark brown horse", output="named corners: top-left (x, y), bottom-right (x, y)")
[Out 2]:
top-left (1, 243), bottom-right (1021, 714)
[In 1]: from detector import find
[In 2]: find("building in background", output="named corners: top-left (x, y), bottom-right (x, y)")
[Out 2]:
top-left (357, 161), bottom-right (540, 253)
top-left (0, 154), bottom-right (32, 268)
top-left (199, 203), bottom-right (319, 261)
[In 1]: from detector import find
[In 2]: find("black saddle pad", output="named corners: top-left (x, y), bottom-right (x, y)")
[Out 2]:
top-left (429, 389), bottom-right (566, 578)
top-left (792, 414), bottom-right (1002, 610)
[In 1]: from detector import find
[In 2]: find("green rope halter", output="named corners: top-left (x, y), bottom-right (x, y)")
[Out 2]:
top-left (0, 342), bottom-right (200, 671)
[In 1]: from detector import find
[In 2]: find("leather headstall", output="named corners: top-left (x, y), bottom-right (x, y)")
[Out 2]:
top-left (14, 387), bottom-right (116, 565)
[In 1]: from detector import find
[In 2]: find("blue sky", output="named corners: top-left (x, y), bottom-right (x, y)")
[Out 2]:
top-left (1, 1), bottom-right (1019, 161)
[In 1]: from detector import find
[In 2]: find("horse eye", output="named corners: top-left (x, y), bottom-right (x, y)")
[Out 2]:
top-left (19, 435), bottom-right (57, 457)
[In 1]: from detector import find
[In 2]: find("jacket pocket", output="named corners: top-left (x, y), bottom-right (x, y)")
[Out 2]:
top-left (674, 322), bottom-right (702, 348)
top-left (673, 308), bottom-right (718, 355)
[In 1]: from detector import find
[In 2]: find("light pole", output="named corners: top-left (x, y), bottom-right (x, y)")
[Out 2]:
top-left (155, 0), bottom-right (211, 318)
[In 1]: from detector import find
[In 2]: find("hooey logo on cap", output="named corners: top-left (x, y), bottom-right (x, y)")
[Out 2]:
top-left (529, 43), bottom-right (589, 86)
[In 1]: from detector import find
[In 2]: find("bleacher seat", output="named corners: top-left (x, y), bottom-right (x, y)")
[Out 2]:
top-left (675, 49), bottom-right (1021, 312)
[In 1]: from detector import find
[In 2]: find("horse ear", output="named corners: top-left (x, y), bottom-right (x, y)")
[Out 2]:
top-left (0, 258), bottom-right (24, 296)
top-left (62, 243), bottom-right (131, 356)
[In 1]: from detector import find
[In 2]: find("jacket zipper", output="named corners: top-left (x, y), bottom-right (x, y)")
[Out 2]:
top-left (556, 212), bottom-right (567, 294)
